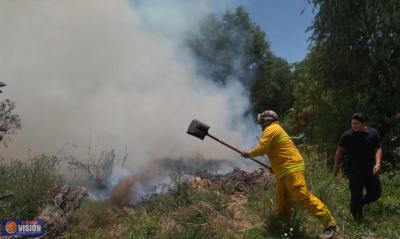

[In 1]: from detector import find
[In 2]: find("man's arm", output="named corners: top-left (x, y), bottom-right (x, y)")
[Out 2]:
top-left (242, 128), bottom-right (274, 158)
top-left (373, 147), bottom-right (382, 175)
top-left (333, 146), bottom-right (345, 176)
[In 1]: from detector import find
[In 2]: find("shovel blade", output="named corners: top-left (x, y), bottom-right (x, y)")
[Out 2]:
top-left (186, 119), bottom-right (210, 140)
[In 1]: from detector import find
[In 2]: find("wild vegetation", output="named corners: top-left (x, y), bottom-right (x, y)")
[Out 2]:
top-left (0, 155), bottom-right (63, 218)
top-left (1, 147), bottom-right (399, 238)
top-left (1, 1), bottom-right (399, 238)
top-left (60, 148), bottom-right (400, 239)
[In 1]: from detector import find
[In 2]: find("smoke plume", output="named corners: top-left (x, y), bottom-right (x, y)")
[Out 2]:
top-left (1, 0), bottom-right (258, 160)
top-left (0, 0), bottom-right (262, 203)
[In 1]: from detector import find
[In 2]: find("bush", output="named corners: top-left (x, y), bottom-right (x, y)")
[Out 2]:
top-left (262, 204), bottom-right (309, 239)
top-left (124, 209), bottom-right (159, 239)
top-left (0, 154), bottom-right (63, 218)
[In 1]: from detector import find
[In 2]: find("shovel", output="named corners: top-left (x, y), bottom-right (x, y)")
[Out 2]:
top-left (186, 119), bottom-right (272, 172)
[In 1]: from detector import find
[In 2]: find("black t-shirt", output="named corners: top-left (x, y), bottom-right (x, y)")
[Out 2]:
top-left (338, 127), bottom-right (381, 172)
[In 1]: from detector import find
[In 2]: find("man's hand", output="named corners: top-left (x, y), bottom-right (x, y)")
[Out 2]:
top-left (241, 151), bottom-right (250, 158)
top-left (333, 147), bottom-right (345, 177)
top-left (333, 162), bottom-right (343, 177)
top-left (373, 163), bottom-right (381, 175)
top-left (333, 164), bottom-right (340, 176)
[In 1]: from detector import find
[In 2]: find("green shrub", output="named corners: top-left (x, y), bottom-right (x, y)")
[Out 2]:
top-left (124, 209), bottom-right (159, 239)
top-left (69, 201), bottom-right (110, 229)
top-left (171, 174), bottom-right (193, 207)
top-left (262, 204), bottom-right (309, 239)
top-left (0, 154), bottom-right (63, 218)
top-left (243, 228), bottom-right (266, 239)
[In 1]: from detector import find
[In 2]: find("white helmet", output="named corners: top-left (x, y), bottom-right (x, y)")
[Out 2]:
top-left (257, 110), bottom-right (279, 127)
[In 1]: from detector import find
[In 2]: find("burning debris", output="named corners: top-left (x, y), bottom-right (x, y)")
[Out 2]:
top-left (51, 162), bottom-right (275, 238)
top-left (59, 143), bottom-right (271, 209)
top-left (108, 166), bottom-right (159, 207)
top-left (108, 158), bottom-right (273, 207)
top-left (190, 167), bottom-right (274, 194)
top-left (107, 156), bottom-right (263, 207)
top-left (154, 157), bottom-right (245, 175)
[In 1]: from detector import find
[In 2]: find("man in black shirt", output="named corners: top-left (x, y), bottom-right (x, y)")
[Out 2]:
top-left (333, 113), bottom-right (382, 220)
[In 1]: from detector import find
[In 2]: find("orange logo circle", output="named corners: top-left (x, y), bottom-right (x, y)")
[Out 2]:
top-left (5, 221), bottom-right (17, 234)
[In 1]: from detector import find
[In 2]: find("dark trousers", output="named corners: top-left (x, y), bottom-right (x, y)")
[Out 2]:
top-left (348, 171), bottom-right (381, 219)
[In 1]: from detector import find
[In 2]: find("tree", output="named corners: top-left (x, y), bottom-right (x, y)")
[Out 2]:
top-left (250, 55), bottom-right (294, 118)
top-left (187, 7), bottom-right (269, 88)
top-left (301, 0), bottom-right (400, 167)
top-left (0, 82), bottom-right (21, 146)
top-left (187, 7), bottom-right (294, 118)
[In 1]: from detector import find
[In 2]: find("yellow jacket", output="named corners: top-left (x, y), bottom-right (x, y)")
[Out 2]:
top-left (249, 122), bottom-right (305, 179)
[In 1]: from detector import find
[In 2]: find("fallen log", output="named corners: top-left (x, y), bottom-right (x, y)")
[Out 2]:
top-left (37, 185), bottom-right (87, 239)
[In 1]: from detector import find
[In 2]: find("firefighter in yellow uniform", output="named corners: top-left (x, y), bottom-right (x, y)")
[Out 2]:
top-left (241, 110), bottom-right (337, 239)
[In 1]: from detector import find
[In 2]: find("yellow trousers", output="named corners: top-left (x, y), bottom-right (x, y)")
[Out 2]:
top-left (275, 170), bottom-right (336, 228)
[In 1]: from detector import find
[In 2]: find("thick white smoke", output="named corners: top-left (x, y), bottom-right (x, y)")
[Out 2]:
top-left (0, 0), bottom-right (259, 173)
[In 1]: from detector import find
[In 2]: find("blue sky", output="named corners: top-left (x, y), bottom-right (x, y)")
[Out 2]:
top-left (242, 0), bottom-right (315, 63)
top-left (131, 0), bottom-right (315, 63)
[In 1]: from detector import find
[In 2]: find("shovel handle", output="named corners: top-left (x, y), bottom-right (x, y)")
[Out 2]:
top-left (207, 133), bottom-right (272, 172)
